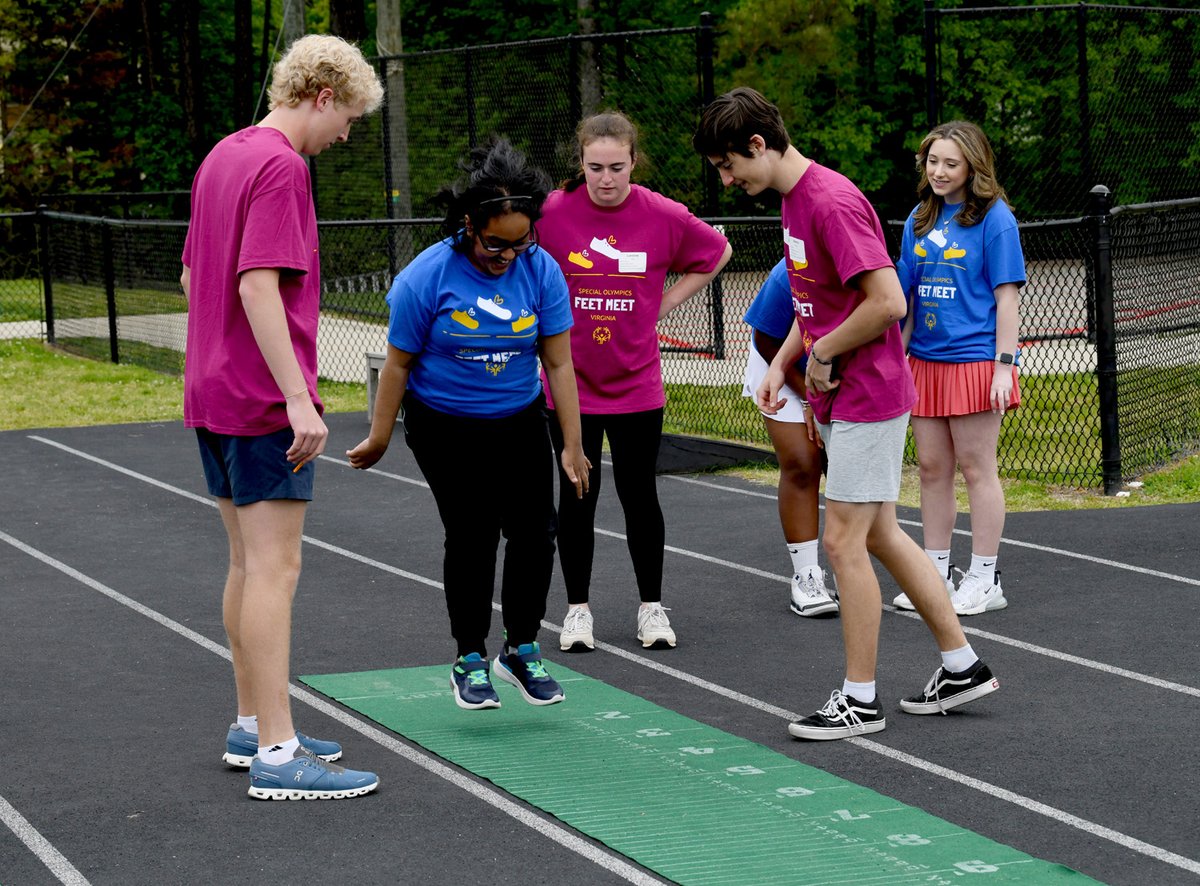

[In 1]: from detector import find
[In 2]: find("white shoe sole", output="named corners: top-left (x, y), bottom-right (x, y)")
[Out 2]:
top-left (492, 659), bottom-right (565, 705)
top-left (789, 599), bottom-right (839, 617)
top-left (560, 636), bottom-right (595, 652)
top-left (787, 718), bottom-right (886, 740)
top-left (638, 634), bottom-right (676, 648)
top-left (899, 675), bottom-right (1000, 715)
top-left (954, 594), bottom-right (1009, 616)
top-left (248, 780), bottom-right (379, 801)
top-left (450, 676), bottom-right (501, 710)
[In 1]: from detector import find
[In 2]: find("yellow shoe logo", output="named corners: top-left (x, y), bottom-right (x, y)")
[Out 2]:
top-left (512, 314), bottom-right (536, 333)
top-left (791, 258), bottom-right (808, 270)
top-left (568, 251), bottom-right (594, 269)
top-left (945, 246), bottom-right (966, 259)
top-left (914, 243), bottom-right (927, 257)
top-left (451, 309), bottom-right (479, 330)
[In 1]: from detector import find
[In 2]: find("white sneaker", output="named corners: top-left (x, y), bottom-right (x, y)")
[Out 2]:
top-left (951, 571), bottom-right (1008, 615)
top-left (892, 565), bottom-right (957, 611)
top-left (636, 603), bottom-right (676, 649)
top-left (559, 606), bottom-right (595, 651)
top-left (789, 567), bottom-right (839, 617)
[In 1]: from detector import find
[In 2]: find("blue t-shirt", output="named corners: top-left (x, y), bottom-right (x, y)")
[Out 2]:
top-left (743, 259), bottom-right (794, 340)
top-left (897, 200), bottom-right (1026, 363)
top-left (386, 239), bottom-right (573, 418)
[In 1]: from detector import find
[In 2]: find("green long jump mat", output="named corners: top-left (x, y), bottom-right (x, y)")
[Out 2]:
top-left (301, 664), bottom-right (1098, 885)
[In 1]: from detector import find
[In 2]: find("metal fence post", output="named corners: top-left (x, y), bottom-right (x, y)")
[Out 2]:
top-left (1076, 3), bottom-right (1094, 191)
top-left (102, 220), bottom-right (120, 364)
top-left (1087, 185), bottom-right (1121, 494)
top-left (923, 0), bottom-right (939, 130)
top-left (697, 11), bottom-right (725, 360)
top-left (37, 205), bottom-right (55, 344)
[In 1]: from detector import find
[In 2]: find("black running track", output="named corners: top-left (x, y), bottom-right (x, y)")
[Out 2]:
top-left (2, 413), bottom-right (1197, 885)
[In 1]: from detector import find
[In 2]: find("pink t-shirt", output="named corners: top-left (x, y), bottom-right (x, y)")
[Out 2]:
top-left (538, 184), bottom-right (728, 414)
top-left (780, 162), bottom-right (915, 424)
top-left (181, 126), bottom-right (323, 435)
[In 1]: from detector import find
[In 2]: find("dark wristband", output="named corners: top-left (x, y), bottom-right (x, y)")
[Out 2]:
top-left (810, 350), bottom-right (833, 366)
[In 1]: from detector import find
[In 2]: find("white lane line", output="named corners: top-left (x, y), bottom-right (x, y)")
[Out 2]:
top-left (0, 528), bottom-right (663, 886)
top-left (25, 436), bottom-right (1200, 876)
top-left (0, 793), bottom-right (90, 886)
top-left (667, 474), bottom-right (1200, 588)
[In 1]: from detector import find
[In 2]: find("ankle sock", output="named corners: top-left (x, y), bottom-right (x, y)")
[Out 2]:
top-left (969, 554), bottom-right (997, 584)
top-left (941, 643), bottom-right (978, 674)
top-left (787, 540), bottom-right (819, 576)
top-left (924, 548), bottom-right (952, 579)
top-left (236, 715), bottom-right (258, 735)
top-left (257, 735), bottom-right (300, 765)
top-left (842, 679), bottom-right (876, 705)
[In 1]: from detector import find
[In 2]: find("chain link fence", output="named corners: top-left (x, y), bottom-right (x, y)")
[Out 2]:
top-left (317, 25), bottom-right (712, 221)
top-left (6, 203), bottom-right (1199, 490)
top-left (929, 3), bottom-right (1200, 218)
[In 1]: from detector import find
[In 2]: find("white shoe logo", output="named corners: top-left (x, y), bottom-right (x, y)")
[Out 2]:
top-left (294, 770), bottom-right (304, 782)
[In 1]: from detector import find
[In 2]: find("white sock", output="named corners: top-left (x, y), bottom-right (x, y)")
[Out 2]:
top-left (787, 540), bottom-right (819, 576)
top-left (924, 548), bottom-right (952, 579)
top-left (257, 735), bottom-right (300, 765)
top-left (941, 643), bottom-right (978, 674)
top-left (969, 553), bottom-right (997, 584)
top-left (842, 679), bottom-right (876, 704)
top-left (236, 715), bottom-right (258, 735)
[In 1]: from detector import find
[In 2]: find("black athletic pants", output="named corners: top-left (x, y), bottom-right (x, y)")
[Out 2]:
top-left (548, 408), bottom-right (665, 605)
top-left (404, 392), bottom-right (557, 658)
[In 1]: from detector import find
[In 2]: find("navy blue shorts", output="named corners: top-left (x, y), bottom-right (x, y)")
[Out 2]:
top-left (195, 426), bottom-right (315, 506)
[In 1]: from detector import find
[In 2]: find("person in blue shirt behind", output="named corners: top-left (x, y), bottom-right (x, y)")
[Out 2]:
top-left (895, 121), bottom-right (1025, 617)
top-left (348, 137), bottom-right (590, 710)
top-left (743, 259), bottom-right (837, 618)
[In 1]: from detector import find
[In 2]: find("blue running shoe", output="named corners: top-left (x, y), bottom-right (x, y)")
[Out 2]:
top-left (451, 653), bottom-right (501, 710)
top-left (493, 641), bottom-right (565, 706)
top-left (247, 746), bottom-right (378, 801)
top-left (223, 725), bottom-right (343, 768)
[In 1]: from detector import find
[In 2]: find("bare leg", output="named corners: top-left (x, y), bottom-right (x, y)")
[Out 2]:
top-left (765, 416), bottom-right (823, 543)
top-left (911, 416), bottom-right (957, 551)
top-left (867, 503), bottom-right (967, 652)
top-left (950, 411), bottom-right (1005, 558)
top-left (822, 499), bottom-right (882, 682)
top-left (217, 497), bottom-right (307, 748)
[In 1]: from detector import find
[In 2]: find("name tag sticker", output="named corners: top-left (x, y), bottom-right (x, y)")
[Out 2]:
top-left (787, 236), bottom-right (806, 265)
top-left (619, 252), bottom-right (647, 274)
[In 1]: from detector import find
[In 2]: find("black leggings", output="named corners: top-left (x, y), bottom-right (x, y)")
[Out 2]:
top-left (404, 393), bottom-right (557, 658)
top-left (548, 408), bottom-right (664, 605)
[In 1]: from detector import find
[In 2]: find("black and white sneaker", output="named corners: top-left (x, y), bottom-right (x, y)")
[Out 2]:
top-left (900, 659), bottom-right (999, 715)
top-left (788, 690), bottom-right (886, 740)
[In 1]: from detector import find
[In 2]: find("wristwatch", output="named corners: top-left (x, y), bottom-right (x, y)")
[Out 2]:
top-left (995, 352), bottom-right (1015, 365)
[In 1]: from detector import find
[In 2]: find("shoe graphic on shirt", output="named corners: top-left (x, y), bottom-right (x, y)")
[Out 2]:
top-left (568, 251), bottom-right (594, 269)
top-left (944, 246), bottom-right (967, 259)
top-left (589, 236), bottom-right (623, 260)
top-left (476, 296), bottom-right (512, 320)
top-left (451, 309), bottom-right (479, 330)
top-left (914, 242), bottom-right (927, 257)
top-left (512, 313), bottom-right (536, 333)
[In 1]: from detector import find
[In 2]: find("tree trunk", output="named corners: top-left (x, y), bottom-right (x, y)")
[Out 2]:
top-left (179, 0), bottom-right (203, 167)
top-left (377, 0), bottom-right (414, 268)
top-left (234, 0), bottom-right (253, 126)
top-left (577, 0), bottom-right (600, 117)
top-left (330, 0), bottom-right (367, 43)
top-left (281, 0), bottom-right (306, 50)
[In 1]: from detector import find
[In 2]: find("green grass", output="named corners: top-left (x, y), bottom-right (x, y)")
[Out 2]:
top-left (0, 339), bottom-right (365, 429)
top-left (0, 279), bottom-right (45, 323)
top-left (4, 337), bottom-right (1199, 509)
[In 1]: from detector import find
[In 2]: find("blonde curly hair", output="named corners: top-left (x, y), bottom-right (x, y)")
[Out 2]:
top-left (267, 34), bottom-right (383, 113)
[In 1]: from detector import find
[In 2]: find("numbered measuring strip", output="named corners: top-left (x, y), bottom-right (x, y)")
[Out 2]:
top-left (302, 664), bottom-right (1097, 886)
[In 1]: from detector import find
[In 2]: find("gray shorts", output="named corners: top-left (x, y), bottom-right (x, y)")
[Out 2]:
top-left (814, 413), bottom-right (909, 503)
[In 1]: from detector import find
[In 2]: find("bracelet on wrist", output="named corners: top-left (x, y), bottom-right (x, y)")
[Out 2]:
top-left (810, 350), bottom-right (833, 366)
top-left (284, 388), bottom-right (309, 400)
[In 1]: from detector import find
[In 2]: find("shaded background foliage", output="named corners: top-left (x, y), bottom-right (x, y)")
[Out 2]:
top-left (2, 0), bottom-right (1198, 221)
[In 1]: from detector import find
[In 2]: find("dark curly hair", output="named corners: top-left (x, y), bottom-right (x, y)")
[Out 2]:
top-left (437, 137), bottom-right (552, 251)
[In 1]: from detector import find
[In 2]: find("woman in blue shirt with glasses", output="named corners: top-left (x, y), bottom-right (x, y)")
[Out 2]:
top-left (349, 137), bottom-right (590, 711)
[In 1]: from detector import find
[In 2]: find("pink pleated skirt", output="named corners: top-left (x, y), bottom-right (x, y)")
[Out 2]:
top-left (909, 356), bottom-right (1020, 418)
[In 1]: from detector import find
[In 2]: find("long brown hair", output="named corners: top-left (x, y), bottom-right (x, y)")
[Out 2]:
top-left (912, 121), bottom-right (1010, 237)
top-left (561, 111), bottom-right (640, 192)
